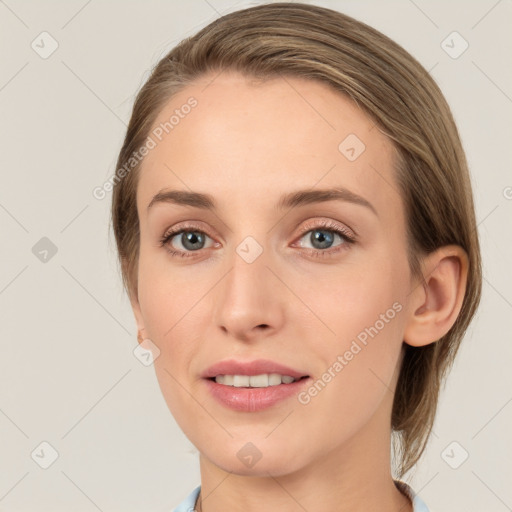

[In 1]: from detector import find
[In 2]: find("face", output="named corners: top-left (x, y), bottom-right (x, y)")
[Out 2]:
top-left (132, 70), bottom-right (415, 477)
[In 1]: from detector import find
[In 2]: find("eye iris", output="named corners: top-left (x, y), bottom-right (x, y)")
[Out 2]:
top-left (311, 230), bottom-right (334, 249)
top-left (182, 231), bottom-right (205, 251)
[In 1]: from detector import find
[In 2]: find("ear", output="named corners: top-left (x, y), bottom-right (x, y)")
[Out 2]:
top-left (128, 288), bottom-right (147, 345)
top-left (404, 245), bottom-right (469, 347)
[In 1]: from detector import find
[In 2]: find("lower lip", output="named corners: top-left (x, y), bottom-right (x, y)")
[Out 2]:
top-left (204, 377), bottom-right (310, 412)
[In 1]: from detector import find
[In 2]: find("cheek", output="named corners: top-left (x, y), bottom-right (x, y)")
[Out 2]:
top-left (304, 256), bottom-right (407, 402)
top-left (137, 251), bottom-right (198, 359)
top-left (320, 255), bottom-right (406, 341)
top-left (136, 257), bottom-right (203, 420)
top-left (297, 283), bottom-right (405, 444)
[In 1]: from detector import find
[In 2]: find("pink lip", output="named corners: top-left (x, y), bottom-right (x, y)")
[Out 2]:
top-left (201, 358), bottom-right (310, 412)
top-left (204, 378), bottom-right (311, 412)
top-left (201, 358), bottom-right (308, 380)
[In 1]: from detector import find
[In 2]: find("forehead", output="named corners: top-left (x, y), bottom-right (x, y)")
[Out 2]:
top-left (137, 70), bottom-right (401, 221)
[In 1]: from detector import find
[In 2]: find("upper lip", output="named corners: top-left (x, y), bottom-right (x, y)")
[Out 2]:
top-left (201, 359), bottom-right (309, 380)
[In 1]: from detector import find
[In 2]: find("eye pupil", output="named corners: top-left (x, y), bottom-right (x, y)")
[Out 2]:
top-left (311, 230), bottom-right (334, 249)
top-left (182, 231), bottom-right (204, 251)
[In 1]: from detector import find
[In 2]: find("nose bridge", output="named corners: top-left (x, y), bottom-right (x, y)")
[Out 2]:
top-left (213, 234), bottom-right (284, 339)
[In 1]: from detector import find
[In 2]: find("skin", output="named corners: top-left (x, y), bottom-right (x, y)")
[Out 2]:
top-left (129, 70), bottom-right (468, 511)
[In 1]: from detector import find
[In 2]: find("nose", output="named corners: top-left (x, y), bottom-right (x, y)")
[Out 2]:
top-left (213, 245), bottom-right (286, 342)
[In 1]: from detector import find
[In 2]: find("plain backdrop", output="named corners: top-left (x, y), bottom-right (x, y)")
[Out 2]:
top-left (0, 1), bottom-right (511, 511)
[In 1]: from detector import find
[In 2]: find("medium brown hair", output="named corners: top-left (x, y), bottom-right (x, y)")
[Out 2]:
top-left (111, 2), bottom-right (482, 477)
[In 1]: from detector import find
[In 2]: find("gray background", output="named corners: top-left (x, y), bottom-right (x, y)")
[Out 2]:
top-left (0, 0), bottom-right (511, 511)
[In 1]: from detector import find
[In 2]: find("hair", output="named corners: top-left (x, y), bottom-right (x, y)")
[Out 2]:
top-left (111, 2), bottom-right (482, 477)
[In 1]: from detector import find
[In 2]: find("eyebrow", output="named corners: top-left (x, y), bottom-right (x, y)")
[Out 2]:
top-left (147, 187), bottom-right (377, 216)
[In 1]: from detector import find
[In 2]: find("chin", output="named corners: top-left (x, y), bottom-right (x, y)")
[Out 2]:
top-left (198, 437), bottom-right (310, 477)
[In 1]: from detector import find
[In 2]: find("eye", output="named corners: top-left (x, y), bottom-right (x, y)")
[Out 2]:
top-left (159, 219), bottom-right (356, 259)
top-left (159, 224), bottom-right (215, 258)
top-left (293, 219), bottom-right (356, 258)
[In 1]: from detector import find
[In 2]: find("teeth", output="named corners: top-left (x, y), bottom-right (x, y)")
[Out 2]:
top-left (249, 374), bottom-right (268, 387)
top-left (233, 375), bottom-right (250, 387)
top-left (268, 373), bottom-right (282, 385)
top-left (214, 373), bottom-right (298, 387)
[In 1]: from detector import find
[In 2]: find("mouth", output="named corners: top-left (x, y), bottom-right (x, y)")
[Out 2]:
top-left (201, 358), bottom-right (309, 381)
top-left (204, 374), bottom-right (311, 412)
top-left (201, 359), bottom-right (311, 412)
top-left (204, 375), bottom-right (311, 412)
top-left (207, 373), bottom-right (310, 388)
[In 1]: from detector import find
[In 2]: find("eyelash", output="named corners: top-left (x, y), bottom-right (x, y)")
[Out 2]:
top-left (158, 219), bottom-right (356, 259)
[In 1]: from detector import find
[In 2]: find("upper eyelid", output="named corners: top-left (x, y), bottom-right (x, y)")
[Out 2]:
top-left (162, 221), bottom-right (219, 241)
top-left (298, 219), bottom-right (356, 238)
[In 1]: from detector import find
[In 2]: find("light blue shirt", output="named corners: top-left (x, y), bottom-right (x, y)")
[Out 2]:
top-left (172, 481), bottom-right (430, 511)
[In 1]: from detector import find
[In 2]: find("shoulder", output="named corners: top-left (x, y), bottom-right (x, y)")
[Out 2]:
top-left (171, 485), bottom-right (201, 512)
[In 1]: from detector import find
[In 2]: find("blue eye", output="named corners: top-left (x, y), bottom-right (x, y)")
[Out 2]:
top-left (292, 221), bottom-right (355, 258)
top-left (299, 228), bottom-right (345, 250)
top-left (159, 219), bottom-right (355, 259)
top-left (160, 229), bottom-right (214, 257)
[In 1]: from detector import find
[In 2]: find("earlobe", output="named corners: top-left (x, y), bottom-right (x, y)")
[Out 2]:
top-left (404, 245), bottom-right (468, 347)
top-left (129, 292), bottom-right (147, 344)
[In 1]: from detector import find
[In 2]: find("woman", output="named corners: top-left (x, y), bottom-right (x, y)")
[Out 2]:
top-left (111, 3), bottom-right (481, 511)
